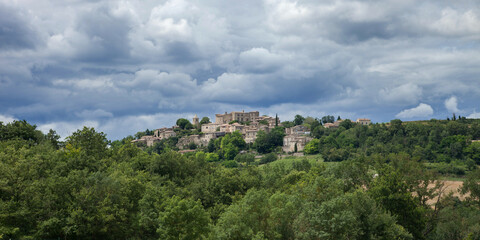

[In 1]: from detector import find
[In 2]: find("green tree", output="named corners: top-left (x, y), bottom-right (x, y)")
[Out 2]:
top-left (66, 126), bottom-right (109, 160)
top-left (254, 127), bottom-right (285, 154)
top-left (339, 119), bottom-right (354, 130)
top-left (0, 120), bottom-right (43, 143)
top-left (176, 118), bottom-right (193, 130)
top-left (221, 131), bottom-right (247, 160)
top-left (462, 168), bottom-right (480, 204)
top-left (259, 119), bottom-right (269, 125)
top-left (235, 153), bottom-right (255, 165)
top-left (46, 129), bottom-right (61, 149)
top-left (281, 121), bottom-right (295, 128)
top-left (368, 168), bottom-right (426, 239)
top-left (157, 196), bottom-right (211, 240)
top-left (322, 115), bottom-right (335, 124)
top-left (295, 191), bottom-right (412, 240)
top-left (260, 153), bottom-right (278, 164)
top-left (304, 139), bottom-right (320, 155)
top-left (294, 115), bottom-right (305, 126)
top-left (200, 117), bottom-right (211, 125)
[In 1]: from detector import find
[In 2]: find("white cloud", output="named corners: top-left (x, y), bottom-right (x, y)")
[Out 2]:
top-left (445, 96), bottom-right (460, 113)
top-left (396, 103), bottom-right (434, 119)
top-left (2, 0), bottom-right (480, 140)
top-left (53, 77), bottom-right (114, 90)
top-left (431, 8), bottom-right (480, 37)
top-left (38, 120), bottom-right (99, 140)
top-left (379, 83), bottom-right (422, 105)
top-left (467, 112), bottom-right (480, 119)
top-left (0, 114), bottom-right (16, 123)
top-left (75, 109), bottom-right (113, 119)
top-left (238, 48), bottom-right (284, 73)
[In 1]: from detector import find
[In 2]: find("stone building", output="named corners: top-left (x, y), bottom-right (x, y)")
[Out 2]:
top-left (285, 125), bottom-right (310, 135)
top-left (283, 135), bottom-right (312, 152)
top-left (283, 125), bottom-right (312, 152)
top-left (215, 110), bottom-right (260, 124)
top-left (201, 123), bottom-right (220, 133)
top-left (356, 118), bottom-right (371, 125)
top-left (131, 135), bottom-right (161, 147)
top-left (244, 130), bottom-right (258, 143)
top-left (154, 127), bottom-right (176, 139)
top-left (176, 132), bottom-right (226, 149)
top-left (254, 115), bottom-right (279, 127)
top-left (192, 114), bottom-right (199, 127)
top-left (323, 120), bottom-right (343, 129)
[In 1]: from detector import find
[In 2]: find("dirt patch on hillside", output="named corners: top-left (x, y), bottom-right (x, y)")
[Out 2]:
top-left (426, 180), bottom-right (468, 205)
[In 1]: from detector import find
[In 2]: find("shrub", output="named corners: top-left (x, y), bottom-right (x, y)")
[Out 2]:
top-left (260, 153), bottom-right (278, 164)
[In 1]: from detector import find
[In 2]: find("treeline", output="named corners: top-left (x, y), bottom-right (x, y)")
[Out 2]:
top-left (1, 120), bottom-right (480, 239)
top-left (302, 118), bottom-right (480, 175)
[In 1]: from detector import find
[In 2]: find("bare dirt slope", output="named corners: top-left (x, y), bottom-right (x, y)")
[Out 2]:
top-left (426, 180), bottom-right (467, 205)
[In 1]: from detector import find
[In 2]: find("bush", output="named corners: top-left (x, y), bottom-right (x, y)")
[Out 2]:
top-left (260, 153), bottom-right (278, 164)
top-left (304, 139), bottom-right (320, 155)
top-left (205, 153), bottom-right (220, 162)
top-left (234, 153), bottom-right (255, 164)
top-left (222, 160), bottom-right (238, 168)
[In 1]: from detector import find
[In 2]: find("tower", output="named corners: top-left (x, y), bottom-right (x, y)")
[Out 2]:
top-left (192, 114), bottom-right (199, 126)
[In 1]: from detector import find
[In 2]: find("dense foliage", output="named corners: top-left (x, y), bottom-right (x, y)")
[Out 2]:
top-left (1, 119), bottom-right (480, 239)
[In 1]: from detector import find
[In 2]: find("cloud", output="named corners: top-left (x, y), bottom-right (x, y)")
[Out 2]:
top-left (0, 2), bottom-right (40, 50)
top-left (444, 96), bottom-right (460, 113)
top-left (0, 114), bottom-right (16, 124)
top-left (396, 103), bottom-right (434, 119)
top-left (238, 48), bottom-right (284, 73)
top-left (1, 0), bottom-right (480, 139)
top-left (379, 83), bottom-right (423, 105)
top-left (76, 109), bottom-right (114, 119)
top-left (467, 112), bottom-right (480, 119)
top-left (37, 120), bottom-right (99, 141)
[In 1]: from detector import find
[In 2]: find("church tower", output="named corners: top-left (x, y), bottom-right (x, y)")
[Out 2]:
top-left (192, 114), bottom-right (199, 127)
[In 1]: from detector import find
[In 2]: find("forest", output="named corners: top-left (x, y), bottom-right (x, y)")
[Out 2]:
top-left (1, 118), bottom-right (480, 240)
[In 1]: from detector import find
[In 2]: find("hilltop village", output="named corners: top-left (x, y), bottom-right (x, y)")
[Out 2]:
top-left (132, 110), bottom-right (371, 153)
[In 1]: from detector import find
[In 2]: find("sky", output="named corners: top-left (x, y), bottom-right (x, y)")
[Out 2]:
top-left (1, 0), bottom-right (480, 140)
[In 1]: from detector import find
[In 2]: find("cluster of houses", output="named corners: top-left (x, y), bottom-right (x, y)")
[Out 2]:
top-left (132, 110), bottom-right (371, 153)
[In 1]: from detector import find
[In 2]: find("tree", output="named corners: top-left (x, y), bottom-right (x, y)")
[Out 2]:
top-left (304, 117), bottom-right (321, 130)
top-left (294, 191), bottom-right (412, 240)
top-left (254, 127), bottom-right (285, 154)
top-left (0, 120), bottom-right (43, 143)
top-left (221, 131), bottom-right (247, 160)
top-left (281, 121), bottom-right (295, 128)
top-left (259, 120), bottom-right (269, 125)
top-left (235, 153), bottom-right (255, 165)
top-left (176, 118), bottom-right (193, 130)
top-left (260, 153), bottom-right (278, 164)
top-left (462, 168), bottom-right (480, 204)
top-left (304, 139), bottom-right (320, 155)
top-left (322, 115), bottom-right (335, 124)
top-left (368, 168), bottom-right (426, 239)
top-left (294, 115), bottom-right (305, 126)
top-left (339, 119), bottom-right (354, 130)
top-left (311, 126), bottom-right (325, 139)
top-left (157, 196), bottom-right (211, 240)
top-left (205, 152), bottom-right (220, 162)
top-left (46, 129), bottom-right (61, 149)
top-left (66, 126), bottom-right (109, 159)
top-left (200, 117), bottom-right (211, 125)
top-left (275, 114), bottom-right (279, 127)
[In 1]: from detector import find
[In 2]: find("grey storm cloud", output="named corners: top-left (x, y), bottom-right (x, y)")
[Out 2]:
top-left (0, 2), bottom-right (39, 50)
top-left (1, 0), bottom-right (480, 139)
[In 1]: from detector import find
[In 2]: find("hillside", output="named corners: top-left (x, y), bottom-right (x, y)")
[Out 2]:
top-left (1, 119), bottom-right (480, 239)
